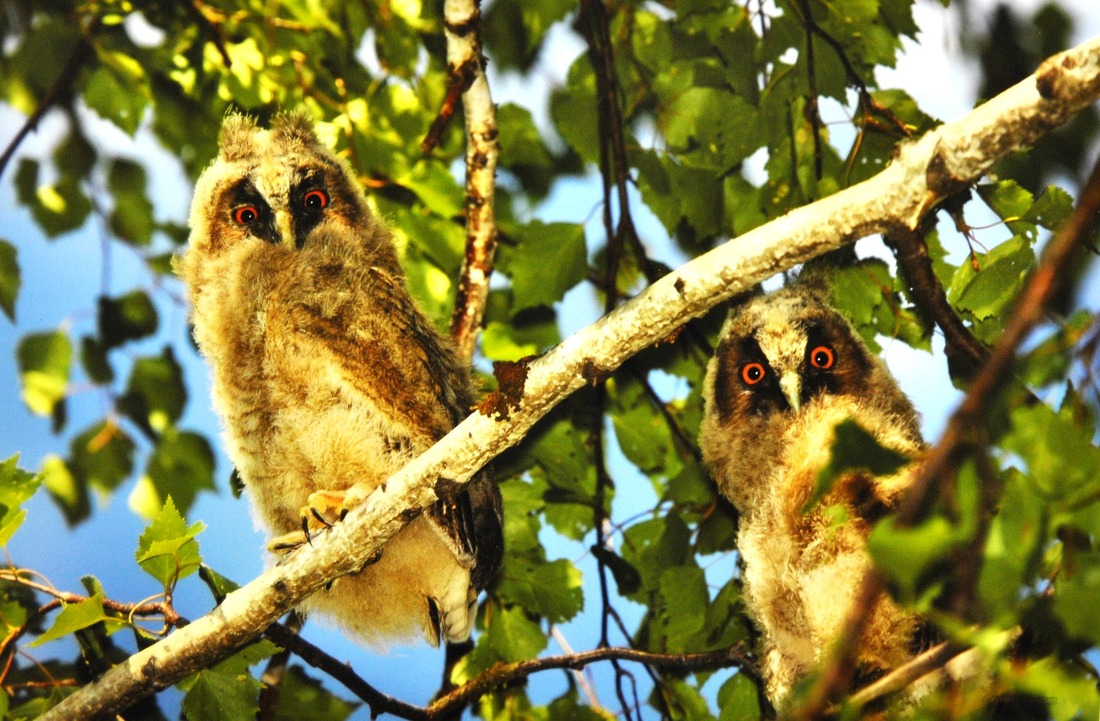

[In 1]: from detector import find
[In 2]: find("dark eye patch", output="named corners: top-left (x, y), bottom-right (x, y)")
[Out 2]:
top-left (713, 332), bottom-right (789, 421)
top-left (227, 178), bottom-right (278, 244)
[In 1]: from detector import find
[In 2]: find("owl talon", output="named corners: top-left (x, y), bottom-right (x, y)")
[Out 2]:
top-left (311, 507), bottom-right (334, 528)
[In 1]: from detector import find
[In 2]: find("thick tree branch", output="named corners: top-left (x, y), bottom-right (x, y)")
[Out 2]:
top-left (438, 0), bottom-right (500, 363)
top-left (39, 35), bottom-right (1100, 721)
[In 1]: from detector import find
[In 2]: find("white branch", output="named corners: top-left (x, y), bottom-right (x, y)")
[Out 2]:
top-left (443, 0), bottom-right (500, 362)
top-left (41, 35), bottom-right (1100, 720)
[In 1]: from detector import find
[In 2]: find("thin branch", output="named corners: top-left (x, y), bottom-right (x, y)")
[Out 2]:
top-left (440, 0), bottom-right (500, 363)
top-left (263, 622), bottom-right (428, 720)
top-left (0, 17), bottom-right (100, 182)
top-left (885, 218), bottom-right (990, 379)
top-left (794, 0), bottom-right (825, 181)
top-left (845, 639), bottom-right (967, 709)
top-left (39, 36), bottom-right (1100, 720)
top-left (425, 644), bottom-right (749, 718)
top-left (790, 125), bottom-right (1100, 721)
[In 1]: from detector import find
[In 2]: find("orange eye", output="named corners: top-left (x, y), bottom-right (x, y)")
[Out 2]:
top-left (304, 189), bottom-right (329, 209)
top-left (233, 206), bottom-right (258, 225)
top-left (809, 345), bottom-right (835, 369)
top-left (741, 362), bottom-right (766, 385)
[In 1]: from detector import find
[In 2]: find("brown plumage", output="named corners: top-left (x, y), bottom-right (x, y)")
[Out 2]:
top-left (699, 280), bottom-right (924, 709)
top-left (178, 113), bottom-right (502, 647)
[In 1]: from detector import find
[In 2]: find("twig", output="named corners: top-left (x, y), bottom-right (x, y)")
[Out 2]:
top-left (885, 219), bottom-right (990, 379)
top-left (39, 37), bottom-right (1100, 720)
top-left (263, 622), bottom-right (429, 720)
top-left (424, 644), bottom-right (749, 718)
top-left (845, 639), bottom-right (967, 708)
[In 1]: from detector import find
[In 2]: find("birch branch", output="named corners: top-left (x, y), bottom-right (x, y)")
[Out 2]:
top-left (440, 0), bottom-right (500, 362)
top-left (40, 35), bottom-right (1100, 720)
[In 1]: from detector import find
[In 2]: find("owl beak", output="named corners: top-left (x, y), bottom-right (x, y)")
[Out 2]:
top-left (275, 210), bottom-right (296, 249)
top-left (780, 372), bottom-right (801, 413)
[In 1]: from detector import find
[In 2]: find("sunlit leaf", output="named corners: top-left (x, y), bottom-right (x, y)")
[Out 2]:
top-left (135, 496), bottom-right (205, 587)
top-left (119, 346), bottom-right (186, 436)
top-left (31, 595), bottom-right (124, 647)
top-left (0, 456), bottom-right (41, 546)
top-left (505, 221), bottom-right (587, 313)
top-left (16, 330), bottom-right (71, 417)
top-left (496, 557), bottom-right (584, 623)
top-left (69, 420), bottom-right (135, 495)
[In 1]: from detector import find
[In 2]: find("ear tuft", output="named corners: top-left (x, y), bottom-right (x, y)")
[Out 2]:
top-left (218, 112), bottom-right (259, 162)
top-left (272, 111), bottom-right (319, 152)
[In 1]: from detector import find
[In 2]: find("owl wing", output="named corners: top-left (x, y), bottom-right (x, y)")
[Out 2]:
top-left (293, 265), bottom-right (502, 583)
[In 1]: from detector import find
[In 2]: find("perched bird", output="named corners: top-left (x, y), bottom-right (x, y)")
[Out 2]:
top-left (178, 112), bottom-right (502, 647)
top-left (699, 279), bottom-right (925, 709)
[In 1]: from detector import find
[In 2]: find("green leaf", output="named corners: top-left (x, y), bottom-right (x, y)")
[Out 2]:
top-left (142, 431), bottom-right (216, 517)
top-left (664, 86), bottom-right (756, 170)
top-left (270, 665), bottom-right (359, 721)
top-left (717, 672), bottom-right (762, 721)
top-left (16, 330), bottom-right (71, 416)
top-left (135, 496), bottom-right (205, 587)
top-left (31, 595), bottom-right (123, 647)
top-left (496, 103), bottom-right (555, 196)
top-left (14, 158), bottom-right (92, 237)
top-left (69, 421), bottom-right (135, 495)
top-left (622, 514), bottom-right (692, 602)
top-left (1052, 550), bottom-right (1100, 644)
top-left (182, 664), bottom-right (262, 721)
top-left (41, 455), bottom-right (89, 526)
top-left (1003, 402), bottom-right (1100, 503)
top-left (591, 544), bottom-right (642, 596)
top-left (119, 346), bottom-right (186, 436)
top-left (496, 558), bottom-right (584, 623)
top-left (0, 456), bottom-right (42, 546)
top-left (107, 159), bottom-right (155, 246)
top-left (84, 61), bottom-right (148, 136)
top-left (1024, 185), bottom-right (1074, 230)
top-left (808, 419), bottom-right (909, 511)
top-left (656, 565), bottom-right (708, 650)
top-left (482, 604), bottom-right (547, 663)
top-left (868, 515), bottom-right (955, 600)
top-left (611, 379), bottom-right (672, 476)
top-left (198, 565), bottom-right (240, 604)
top-left (653, 676), bottom-right (715, 721)
top-left (80, 336), bottom-right (114, 385)
top-left (0, 240), bottom-right (20, 321)
top-left (545, 689), bottom-right (607, 721)
top-left (98, 290), bottom-right (158, 349)
top-left (506, 221), bottom-right (587, 313)
top-left (549, 59), bottom-right (599, 163)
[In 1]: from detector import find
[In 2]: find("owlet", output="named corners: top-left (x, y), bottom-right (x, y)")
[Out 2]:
top-left (179, 113), bottom-right (502, 647)
top-left (699, 279), bottom-right (925, 709)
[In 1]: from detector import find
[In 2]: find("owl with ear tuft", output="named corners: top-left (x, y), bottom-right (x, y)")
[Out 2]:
top-left (178, 112), bottom-right (502, 647)
top-left (699, 277), bottom-right (926, 710)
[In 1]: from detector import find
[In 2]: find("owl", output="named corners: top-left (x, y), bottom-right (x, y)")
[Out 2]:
top-left (178, 112), bottom-right (502, 647)
top-left (699, 279), bottom-right (925, 710)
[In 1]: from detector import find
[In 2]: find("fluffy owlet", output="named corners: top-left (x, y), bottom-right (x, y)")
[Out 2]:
top-left (699, 279), bottom-right (925, 709)
top-left (178, 113), bottom-right (502, 647)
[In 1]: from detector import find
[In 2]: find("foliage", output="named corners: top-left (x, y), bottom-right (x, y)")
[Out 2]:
top-left (0, 0), bottom-right (1099, 719)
